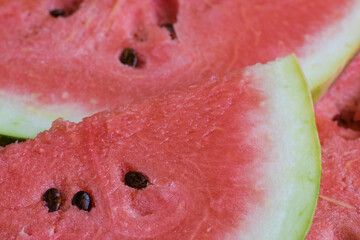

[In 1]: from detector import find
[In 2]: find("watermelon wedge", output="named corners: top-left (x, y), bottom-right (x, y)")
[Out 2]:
top-left (0, 56), bottom-right (321, 239)
top-left (0, 0), bottom-right (360, 139)
top-left (307, 53), bottom-right (360, 239)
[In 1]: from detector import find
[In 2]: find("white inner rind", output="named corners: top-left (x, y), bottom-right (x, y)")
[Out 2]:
top-left (229, 55), bottom-right (321, 240)
top-left (0, 91), bottom-right (89, 138)
top-left (298, 0), bottom-right (360, 101)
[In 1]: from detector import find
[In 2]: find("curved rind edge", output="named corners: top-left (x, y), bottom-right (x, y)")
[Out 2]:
top-left (0, 91), bottom-right (90, 139)
top-left (290, 55), bottom-right (322, 240)
top-left (235, 55), bottom-right (321, 240)
top-left (310, 47), bottom-right (360, 102)
top-left (299, 0), bottom-right (360, 102)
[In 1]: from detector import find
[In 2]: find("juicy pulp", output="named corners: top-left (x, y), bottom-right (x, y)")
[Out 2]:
top-left (0, 56), bottom-right (320, 239)
top-left (1, 0), bottom-right (360, 138)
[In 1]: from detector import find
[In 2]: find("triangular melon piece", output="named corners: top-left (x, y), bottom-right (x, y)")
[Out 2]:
top-left (0, 0), bottom-right (359, 139)
top-left (0, 56), bottom-right (320, 239)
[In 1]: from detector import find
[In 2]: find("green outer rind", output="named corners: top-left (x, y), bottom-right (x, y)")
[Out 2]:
top-left (310, 47), bottom-right (360, 102)
top-left (285, 55), bottom-right (321, 240)
top-left (299, 0), bottom-right (360, 102)
top-left (274, 55), bottom-right (320, 240)
top-left (0, 91), bottom-right (90, 139)
top-left (235, 55), bottom-right (321, 240)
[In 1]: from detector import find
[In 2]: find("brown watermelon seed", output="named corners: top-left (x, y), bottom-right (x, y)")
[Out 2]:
top-left (43, 188), bottom-right (62, 212)
top-left (119, 48), bottom-right (138, 68)
top-left (161, 23), bottom-right (177, 39)
top-left (125, 171), bottom-right (149, 189)
top-left (72, 191), bottom-right (92, 211)
top-left (49, 9), bottom-right (67, 18)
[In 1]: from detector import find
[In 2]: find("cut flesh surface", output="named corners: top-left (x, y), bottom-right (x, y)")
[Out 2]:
top-left (0, 56), bottom-right (320, 239)
top-left (0, 0), bottom-right (359, 138)
top-left (307, 53), bottom-right (360, 239)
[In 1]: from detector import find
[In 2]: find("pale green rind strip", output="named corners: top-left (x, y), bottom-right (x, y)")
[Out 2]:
top-left (299, 0), bottom-right (360, 102)
top-left (276, 56), bottom-right (321, 239)
top-left (0, 91), bottom-right (90, 139)
top-left (233, 55), bottom-right (321, 240)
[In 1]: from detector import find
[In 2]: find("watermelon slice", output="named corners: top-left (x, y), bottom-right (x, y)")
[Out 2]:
top-left (0, 56), bottom-right (321, 239)
top-left (1, 0), bottom-right (360, 139)
top-left (307, 53), bottom-right (360, 239)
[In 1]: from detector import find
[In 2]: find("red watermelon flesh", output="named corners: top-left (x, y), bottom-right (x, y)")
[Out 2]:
top-left (307, 53), bottom-right (360, 239)
top-left (0, 56), bottom-right (321, 239)
top-left (1, 0), bottom-right (360, 138)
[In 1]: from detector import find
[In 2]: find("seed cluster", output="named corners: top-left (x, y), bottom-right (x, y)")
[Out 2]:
top-left (43, 188), bottom-right (92, 212)
top-left (42, 172), bottom-right (149, 213)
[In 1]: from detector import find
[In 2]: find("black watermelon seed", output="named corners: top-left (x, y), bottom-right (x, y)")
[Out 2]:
top-left (119, 48), bottom-right (138, 67)
top-left (43, 188), bottom-right (62, 212)
top-left (49, 9), bottom-right (67, 18)
top-left (72, 191), bottom-right (92, 211)
top-left (161, 23), bottom-right (177, 39)
top-left (124, 171), bottom-right (149, 189)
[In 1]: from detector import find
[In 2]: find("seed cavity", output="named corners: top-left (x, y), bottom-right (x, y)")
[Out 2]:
top-left (43, 188), bottom-right (62, 212)
top-left (133, 31), bottom-right (148, 42)
top-left (49, 9), bottom-right (67, 18)
top-left (153, 0), bottom-right (179, 25)
top-left (333, 109), bottom-right (360, 132)
top-left (125, 171), bottom-right (149, 189)
top-left (49, 0), bottom-right (83, 18)
top-left (161, 23), bottom-right (177, 39)
top-left (72, 191), bottom-right (92, 211)
top-left (120, 48), bottom-right (138, 68)
top-left (153, 0), bottom-right (179, 39)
